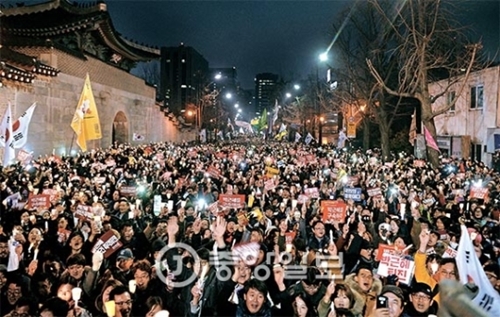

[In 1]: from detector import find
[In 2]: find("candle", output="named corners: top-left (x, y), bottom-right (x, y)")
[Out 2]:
top-left (128, 280), bottom-right (136, 294)
top-left (329, 230), bottom-right (334, 242)
top-left (33, 249), bottom-right (39, 261)
top-left (72, 287), bottom-right (82, 307)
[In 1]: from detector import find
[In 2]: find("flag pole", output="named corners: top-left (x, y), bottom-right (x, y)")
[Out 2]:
top-left (68, 132), bottom-right (75, 156)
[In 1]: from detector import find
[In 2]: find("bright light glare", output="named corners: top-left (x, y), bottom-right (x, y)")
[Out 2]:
top-left (294, 84), bottom-right (300, 90)
top-left (238, 109), bottom-right (242, 113)
top-left (319, 52), bottom-right (328, 61)
top-left (285, 92), bottom-right (292, 98)
top-left (225, 93), bottom-right (232, 99)
top-left (234, 103), bottom-right (239, 108)
top-left (214, 73), bottom-right (222, 80)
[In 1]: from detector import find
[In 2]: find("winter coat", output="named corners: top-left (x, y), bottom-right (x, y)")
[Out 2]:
top-left (344, 273), bottom-right (383, 316)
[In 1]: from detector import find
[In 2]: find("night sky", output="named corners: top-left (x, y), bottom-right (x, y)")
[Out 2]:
top-left (104, 0), bottom-right (499, 89)
top-left (4, 0), bottom-right (499, 89)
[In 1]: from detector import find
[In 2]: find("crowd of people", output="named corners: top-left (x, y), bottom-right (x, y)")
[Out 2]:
top-left (0, 137), bottom-right (499, 317)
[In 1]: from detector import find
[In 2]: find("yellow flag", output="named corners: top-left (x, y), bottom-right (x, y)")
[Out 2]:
top-left (71, 74), bottom-right (101, 151)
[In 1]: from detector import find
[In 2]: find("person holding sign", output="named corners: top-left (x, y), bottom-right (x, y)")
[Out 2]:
top-left (415, 229), bottom-right (459, 305)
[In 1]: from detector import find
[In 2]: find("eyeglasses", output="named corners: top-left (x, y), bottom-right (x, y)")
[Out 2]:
top-left (412, 294), bottom-right (431, 301)
top-left (7, 288), bottom-right (21, 295)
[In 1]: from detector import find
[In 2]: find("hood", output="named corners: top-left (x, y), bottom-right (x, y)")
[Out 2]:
top-left (344, 273), bottom-right (383, 316)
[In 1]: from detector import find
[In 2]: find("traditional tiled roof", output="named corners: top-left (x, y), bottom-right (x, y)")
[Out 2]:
top-left (0, 0), bottom-right (160, 62)
top-left (0, 45), bottom-right (59, 85)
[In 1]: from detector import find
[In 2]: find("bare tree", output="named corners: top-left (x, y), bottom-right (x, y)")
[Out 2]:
top-left (135, 60), bottom-right (161, 87)
top-left (329, 2), bottom-right (410, 157)
top-left (366, 0), bottom-right (481, 165)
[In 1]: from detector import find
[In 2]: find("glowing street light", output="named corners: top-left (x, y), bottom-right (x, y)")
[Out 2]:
top-left (319, 52), bottom-right (328, 62)
top-left (234, 103), bottom-right (239, 108)
top-left (214, 73), bottom-right (222, 80)
top-left (225, 93), bottom-right (232, 99)
top-left (294, 84), bottom-right (300, 90)
top-left (285, 92), bottom-right (292, 99)
top-left (237, 108), bottom-right (242, 113)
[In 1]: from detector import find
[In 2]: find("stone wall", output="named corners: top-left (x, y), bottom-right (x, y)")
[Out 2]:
top-left (0, 48), bottom-right (196, 157)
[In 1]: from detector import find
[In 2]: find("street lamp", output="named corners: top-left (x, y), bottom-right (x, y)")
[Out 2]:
top-left (225, 93), bottom-right (232, 99)
top-left (319, 52), bottom-right (328, 62)
top-left (285, 92), bottom-right (292, 99)
top-left (234, 103), bottom-right (239, 108)
top-left (294, 84), bottom-right (300, 90)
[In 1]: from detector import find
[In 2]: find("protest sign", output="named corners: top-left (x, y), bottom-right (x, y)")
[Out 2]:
top-left (442, 246), bottom-right (458, 258)
top-left (17, 149), bottom-right (32, 165)
top-left (42, 189), bottom-right (59, 202)
top-left (94, 177), bottom-right (106, 185)
top-left (321, 200), bottom-right (347, 223)
top-left (207, 201), bottom-right (221, 216)
top-left (304, 187), bottom-right (319, 199)
top-left (28, 194), bottom-right (51, 210)
top-left (297, 194), bottom-right (309, 204)
top-left (120, 186), bottom-right (137, 197)
top-left (75, 204), bottom-right (94, 222)
top-left (375, 244), bottom-right (409, 261)
top-left (344, 187), bottom-right (362, 201)
top-left (218, 194), bottom-right (246, 209)
top-left (92, 230), bottom-right (123, 258)
top-left (367, 187), bottom-right (382, 197)
top-left (3, 192), bottom-right (23, 210)
top-left (470, 187), bottom-right (489, 200)
top-left (265, 166), bottom-right (279, 178)
top-left (377, 253), bottom-right (415, 285)
top-left (264, 178), bottom-right (276, 191)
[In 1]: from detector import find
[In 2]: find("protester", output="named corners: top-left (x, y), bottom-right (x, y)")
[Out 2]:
top-left (0, 138), bottom-right (498, 317)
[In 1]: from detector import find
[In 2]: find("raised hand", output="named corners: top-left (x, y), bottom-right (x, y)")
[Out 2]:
top-left (167, 218), bottom-right (179, 237)
top-left (419, 229), bottom-right (430, 253)
top-left (191, 283), bottom-right (202, 303)
top-left (193, 217), bottom-right (202, 235)
top-left (212, 216), bottom-right (227, 239)
top-left (325, 280), bottom-right (336, 297)
top-left (273, 265), bottom-right (286, 291)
